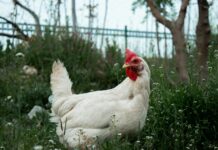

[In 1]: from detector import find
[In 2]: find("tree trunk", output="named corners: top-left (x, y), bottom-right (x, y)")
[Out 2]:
top-left (155, 20), bottom-right (161, 58)
top-left (100, 0), bottom-right (108, 50)
top-left (171, 27), bottom-right (189, 82)
top-left (196, 0), bottom-right (211, 80)
top-left (13, 0), bottom-right (42, 37)
top-left (146, 0), bottom-right (190, 82)
top-left (72, 0), bottom-right (77, 32)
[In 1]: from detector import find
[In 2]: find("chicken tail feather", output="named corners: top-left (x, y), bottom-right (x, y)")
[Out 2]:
top-left (50, 60), bottom-right (73, 99)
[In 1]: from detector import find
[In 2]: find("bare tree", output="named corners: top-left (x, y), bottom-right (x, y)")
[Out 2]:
top-left (155, 20), bottom-right (161, 58)
top-left (100, 0), bottom-right (108, 50)
top-left (85, 0), bottom-right (97, 40)
top-left (72, 0), bottom-right (77, 32)
top-left (56, 0), bottom-right (62, 27)
top-left (147, 0), bottom-right (190, 82)
top-left (0, 16), bottom-right (29, 41)
top-left (12, 0), bottom-right (42, 37)
top-left (196, 0), bottom-right (211, 81)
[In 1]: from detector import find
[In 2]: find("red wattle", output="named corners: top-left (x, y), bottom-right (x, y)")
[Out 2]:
top-left (126, 68), bottom-right (137, 81)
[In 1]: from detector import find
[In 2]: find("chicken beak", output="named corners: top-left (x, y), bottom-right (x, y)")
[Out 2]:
top-left (122, 63), bottom-right (130, 68)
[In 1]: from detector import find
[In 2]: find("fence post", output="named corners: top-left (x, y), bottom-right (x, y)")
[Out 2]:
top-left (124, 25), bottom-right (128, 49)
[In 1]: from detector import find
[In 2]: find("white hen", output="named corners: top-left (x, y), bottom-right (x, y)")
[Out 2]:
top-left (50, 49), bottom-right (150, 148)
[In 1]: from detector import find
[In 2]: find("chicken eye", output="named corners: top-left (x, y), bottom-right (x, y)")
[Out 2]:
top-left (132, 59), bottom-right (139, 63)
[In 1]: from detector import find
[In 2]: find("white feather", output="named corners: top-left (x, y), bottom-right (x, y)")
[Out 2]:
top-left (50, 59), bottom-right (150, 148)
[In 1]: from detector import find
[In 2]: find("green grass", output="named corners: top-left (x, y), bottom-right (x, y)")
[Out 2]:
top-left (0, 32), bottom-right (218, 149)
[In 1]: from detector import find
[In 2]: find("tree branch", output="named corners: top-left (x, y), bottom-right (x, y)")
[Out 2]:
top-left (0, 33), bottom-right (24, 40)
top-left (146, 0), bottom-right (172, 29)
top-left (176, 0), bottom-right (190, 30)
top-left (0, 16), bottom-right (29, 41)
top-left (13, 0), bottom-right (42, 36)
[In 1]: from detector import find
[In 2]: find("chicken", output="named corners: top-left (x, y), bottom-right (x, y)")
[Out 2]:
top-left (50, 49), bottom-right (150, 148)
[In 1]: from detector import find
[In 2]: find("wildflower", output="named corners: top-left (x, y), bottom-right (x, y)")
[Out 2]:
top-left (113, 63), bottom-right (119, 67)
top-left (170, 71), bottom-right (175, 74)
top-left (149, 106), bottom-right (154, 109)
top-left (117, 133), bottom-right (122, 136)
top-left (49, 139), bottom-right (55, 144)
top-left (15, 52), bottom-right (25, 57)
top-left (188, 124), bottom-right (192, 129)
top-left (178, 109), bottom-right (183, 113)
top-left (33, 145), bottom-right (43, 150)
top-left (152, 83), bottom-right (159, 87)
top-left (5, 122), bottom-right (13, 127)
top-left (145, 136), bottom-right (153, 140)
top-left (189, 55), bottom-right (194, 58)
top-left (92, 144), bottom-right (96, 149)
top-left (7, 96), bottom-right (12, 100)
top-left (208, 66), bottom-right (212, 70)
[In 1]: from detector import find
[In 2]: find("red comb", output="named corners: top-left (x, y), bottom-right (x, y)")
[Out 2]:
top-left (125, 48), bottom-right (138, 63)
